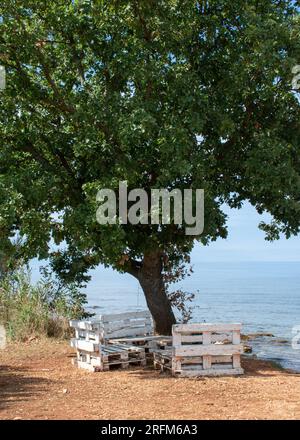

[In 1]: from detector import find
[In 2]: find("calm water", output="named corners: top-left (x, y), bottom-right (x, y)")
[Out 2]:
top-left (85, 261), bottom-right (300, 371)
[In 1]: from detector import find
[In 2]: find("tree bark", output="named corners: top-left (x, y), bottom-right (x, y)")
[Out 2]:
top-left (136, 251), bottom-right (176, 335)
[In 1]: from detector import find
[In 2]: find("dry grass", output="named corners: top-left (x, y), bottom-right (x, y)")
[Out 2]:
top-left (0, 339), bottom-right (299, 420)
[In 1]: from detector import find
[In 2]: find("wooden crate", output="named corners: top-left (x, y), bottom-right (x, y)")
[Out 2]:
top-left (154, 323), bottom-right (244, 377)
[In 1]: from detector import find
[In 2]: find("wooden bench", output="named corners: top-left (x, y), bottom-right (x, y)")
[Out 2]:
top-left (69, 310), bottom-right (170, 371)
top-left (153, 323), bottom-right (244, 377)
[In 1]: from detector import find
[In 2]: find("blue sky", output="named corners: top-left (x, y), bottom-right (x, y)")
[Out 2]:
top-left (192, 201), bottom-right (300, 262)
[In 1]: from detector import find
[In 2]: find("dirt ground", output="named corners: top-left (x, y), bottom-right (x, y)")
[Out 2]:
top-left (0, 339), bottom-right (299, 420)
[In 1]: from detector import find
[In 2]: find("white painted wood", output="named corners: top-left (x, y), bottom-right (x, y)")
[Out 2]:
top-left (70, 338), bottom-right (99, 352)
top-left (72, 358), bottom-right (99, 372)
top-left (109, 335), bottom-right (170, 344)
top-left (172, 331), bottom-right (182, 347)
top-left (69, 320), bottom-right (102, 331)
top-left (232, 330), bottom-right (241, 345)
top-left (105, 325), bottom-right (153, 339)
top-left (175, 344), bottom-right (243, 357)
top-left (202, 331), bottom-right (211, 345)
top-left (202, 355), bottom-right (211, 369)
top-left (90, 357), bottom-right (102, 367)
top-left (99, 310), bottom-right (151, 322)
top-left (173, 323), bottom-right (242, 333)
top-left (232, 353), bottom-right (241, 368)
top-left (102, 318), bottom-right (152, 333)
top-left (172, 358), bottom-right (181, 371)
top-left (74, 329), bottom-right (102, 343)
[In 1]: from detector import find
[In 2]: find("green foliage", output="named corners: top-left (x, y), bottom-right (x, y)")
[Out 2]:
top-left (0, 266), bottom-right (90, 341)
top-left (0, 1), bottom-right (299, 284)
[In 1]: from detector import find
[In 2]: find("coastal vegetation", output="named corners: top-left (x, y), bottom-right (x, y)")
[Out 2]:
top-left (0, 266), bottom-right (89, 341)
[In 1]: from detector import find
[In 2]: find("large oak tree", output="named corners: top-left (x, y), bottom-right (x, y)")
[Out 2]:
top-left (0, 0), bottom-right (300, 333)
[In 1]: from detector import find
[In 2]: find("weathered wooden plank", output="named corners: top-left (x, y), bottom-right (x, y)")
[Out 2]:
top-left (109, 343), bottom-right (145, 353)
top-left (90, 357), bottom-right (102, 367)
top-left (232, 330), bottom-right (241, 345)
top-left (173, 355), bottom-right (234, 365)
top-left (105, 325), bottom-right (153, 339)
top-left (232, 353), bottom-right (241, 368)
top-left (100, 311), bottom-right (151, 322)
top-left (69, 319), bottom-right (102, 331)
top-left (70, 338), bottom-right (99, 353)
top-left (202, 354), bottom-right (212, 369)
top-left (72, 358), bottom-right (99, 372)
top-left (173, 323), bottom-right (242, 333)
top-left (202, 331), bottom-right (211, 345)
top-left (102, 319), bottom-right (152, 333)
top-left (175, 343), bottom-right (243, 357)
top-left (74, 329), bottom-right (102, 343)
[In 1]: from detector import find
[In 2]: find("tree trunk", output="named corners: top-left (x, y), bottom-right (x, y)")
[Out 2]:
top-left (137, 252), bottom-right (176, 335)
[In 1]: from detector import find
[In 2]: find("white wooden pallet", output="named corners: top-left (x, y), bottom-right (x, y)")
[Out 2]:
top-left (72, 343), bottom-right (146, 372)
top-left (154, 323), bottom-right (244, 377)
top-left (70, 310), bottom-right (153, 341)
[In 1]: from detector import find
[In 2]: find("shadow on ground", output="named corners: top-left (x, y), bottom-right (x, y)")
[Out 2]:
top-left (0, 365), bottom-right (55, 411)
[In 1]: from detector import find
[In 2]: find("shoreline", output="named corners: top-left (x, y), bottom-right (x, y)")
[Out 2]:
top-left (1, 338), bottom-right (300, 420)
top-left (241, 333), bottom-right (300, 373)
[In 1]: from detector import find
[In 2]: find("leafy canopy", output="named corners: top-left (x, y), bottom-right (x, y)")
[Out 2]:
top-left (0, 0), bottom-right (299, 280)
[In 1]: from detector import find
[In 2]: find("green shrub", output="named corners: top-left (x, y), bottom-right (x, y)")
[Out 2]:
top-left (0, 266), bottom-right (91, 341)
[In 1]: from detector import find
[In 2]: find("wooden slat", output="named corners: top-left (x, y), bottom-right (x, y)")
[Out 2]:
top-left (173, 323), bottom-right (242, 333)
top-left (105, 325), bottom-right (153, 339)
top-left (202, 331), bottom-right (211, 345)
top-left (70, 338), bottom-right (99, 352)
top-left (100, 311), bottom-right (151, 322)
top-left (72, 358), bottom-right (98, 372)
top-left (175, 344), bottom-right (243, 357)
top-left (232, 330), bottom-right (241, 345)
top-left (202, 355), bottom-right (211, 369)
top-left (102, 318), bottom-right (152, 333)
top-left (69, 320), bottom-right (102, 331)
top-left (232, 353), bottom-right (241, 368)
top-left (75, 329), bottom-right (102, 343)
